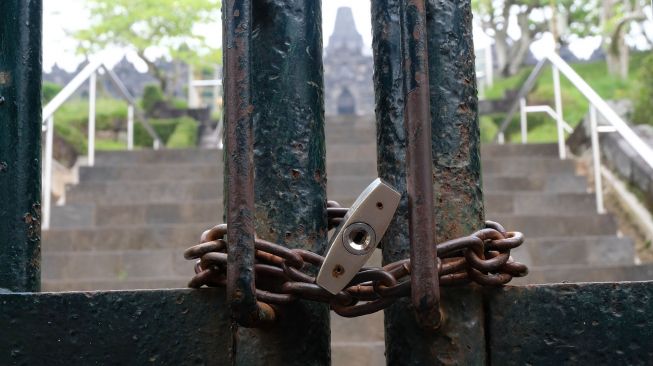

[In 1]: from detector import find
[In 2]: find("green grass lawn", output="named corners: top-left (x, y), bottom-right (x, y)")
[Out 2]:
top-left (482, 51), bottom-right (650, 143)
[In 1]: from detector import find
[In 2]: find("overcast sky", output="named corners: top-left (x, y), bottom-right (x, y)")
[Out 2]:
top-left (44, 0), bottom-right (652, 72)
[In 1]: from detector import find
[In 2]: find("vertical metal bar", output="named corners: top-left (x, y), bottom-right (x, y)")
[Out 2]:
top-left (426, 0), bottom-right (488, 362)
top-left (399, 0), bottom-right (440, 329)
top-left (43, 116), bottom-right (54, 230)
top-left (127, 105), bottom-right (134, 150)
top-left (0, 0), bottom-right (42, 292)
top-left (520, 97), bottom-right (528, 144)
top-left (552, 65), bottom-right (566, 159)
top-left (374, 0), bottom-right (487, 363)
top-left (88, 72), bottom-right (96, 166)
top-left (234, 1), bottom-right (330, 364)
top-left (223, 0), bottom-right (274, 329)
top-left (590, 105), bottom-right (605, 214)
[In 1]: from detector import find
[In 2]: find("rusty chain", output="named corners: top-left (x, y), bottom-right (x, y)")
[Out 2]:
top-left (184, 201), bottom-right (527, 318)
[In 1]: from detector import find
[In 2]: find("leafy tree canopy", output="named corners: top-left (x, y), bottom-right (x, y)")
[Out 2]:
top-left (75, 0), bottom-right (221, 95)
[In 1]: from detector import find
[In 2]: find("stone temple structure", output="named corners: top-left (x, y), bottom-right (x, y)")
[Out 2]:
top-left (324, 7), bottom-right (375, 116)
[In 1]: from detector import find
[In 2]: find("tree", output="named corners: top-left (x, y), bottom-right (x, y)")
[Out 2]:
top-left (474, 0), bottom-right (599, 76)
top-left (75, 0), bottom-right (221, 98)
top-left (475, 0), bottom-right (546, 77)
top-left (599, 0), bottom-right (647, 79)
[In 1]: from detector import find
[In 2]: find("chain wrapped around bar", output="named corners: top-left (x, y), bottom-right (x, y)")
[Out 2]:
top-left (184, 201), bottom-right (528, 318)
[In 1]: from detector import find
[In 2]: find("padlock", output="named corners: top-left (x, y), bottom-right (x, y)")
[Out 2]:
top-left (316, 178), bottom-right (401, 294)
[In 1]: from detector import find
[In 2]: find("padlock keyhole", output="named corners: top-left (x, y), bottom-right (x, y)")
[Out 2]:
top-left (348, 228), bottom-right (372, 251)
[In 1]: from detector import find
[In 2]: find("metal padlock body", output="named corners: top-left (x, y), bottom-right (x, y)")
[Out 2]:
top-left (317, 178), bottom-right (401, 294)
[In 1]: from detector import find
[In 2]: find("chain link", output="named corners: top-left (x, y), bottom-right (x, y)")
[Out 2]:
top-left (184, 204), bottom-right (528, 317)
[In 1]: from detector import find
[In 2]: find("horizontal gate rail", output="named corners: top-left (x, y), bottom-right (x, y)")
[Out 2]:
top-left (0, 289), bottom-right (231, 365)
top-left (487, 281), bottom-right (653, 364)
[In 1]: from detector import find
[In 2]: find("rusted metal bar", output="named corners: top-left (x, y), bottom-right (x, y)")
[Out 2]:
top-left (0, 0), bottom-right (42, 292)
top-left (400, 0), bottom-right (441, 330)
top-left (231, 1), bottom-right (330, 364)
top-left (374, 0), bottom-right (487, 363)
top-left (223, 0), bottom-right (275, 327)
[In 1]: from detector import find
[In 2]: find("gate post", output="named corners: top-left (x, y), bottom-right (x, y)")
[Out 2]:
top-left (373, 0), bottom-right (486, 363)
top-left (225, 1), bottom-right (330, 364)
top-left (0, 0), bottom-right (42, 293)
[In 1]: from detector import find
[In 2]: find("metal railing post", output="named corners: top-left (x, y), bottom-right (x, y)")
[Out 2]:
top-left (589, 105), bottom-right (605, 214)
top-left (127, 104), bottom-right (134, 150)
top-left (552, 65), bottom-right (566, 159)
top-left (498, 132), bottom-right (505, 144)
top-left (43, 116), bottom-right (54, 230)
top-left (0, 0), bottom-right (42, 292)
top-left (520, 97), bottom-right (528, 144)
top-left (88, 71), bottom-right (97, 166)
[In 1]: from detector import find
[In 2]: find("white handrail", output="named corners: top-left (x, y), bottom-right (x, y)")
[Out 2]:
top-left (545, 51), bottom-right (653, 169)
top-left (42, 56), bottom-right (163, 229)
top-left (494, 50), bottom-right (653, 213)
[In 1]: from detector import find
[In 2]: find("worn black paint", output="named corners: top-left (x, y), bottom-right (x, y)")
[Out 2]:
top-left (487, 282), bottom-right (653, 365)
top-left (0, 289), bottom-right (231, 365)
top-left (373, 0), bottom-right (486, 364)
top-left (427, 0), bottom-right (484, 236)
top-left (231, 0), bottom-right (330, 364)
top-left (0, 0), bottom-right (42, 292)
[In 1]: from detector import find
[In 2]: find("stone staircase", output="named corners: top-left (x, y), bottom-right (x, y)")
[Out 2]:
top-left (43, 116), bottom-right (649, 289)
top-left (43, 116), bottom-right (651, 365)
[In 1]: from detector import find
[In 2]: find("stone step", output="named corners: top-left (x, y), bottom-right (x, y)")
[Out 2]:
top-left (485, 192), bottom-right (597, 215)
top-left (53, 190), bottom-right (598, 229)
top-left (80, 162), bottom-right (382, 183)
top-left (480, 143), bottom-right (559, 158)
top-left (482, 157), bottom-right (576, 175)
top-left (42, 277), bottom-right (188, 292)
top-left (327, 176), bottom-right (589, 206)
top-left (51, 201), bottom-right (224, 228)
top-left (511, 236), bottom-right (635, 267)
top-left (331, 342), bottom-right (385, 366)
top-left (94, 149), bottom-right (221, 165)
top-left (512, 263), bottom-right (653, 285)
top-left (43, 223), bottom-right (210, 251)
top-left (65, 180), bottom-right (223, 204)
top-left (80, 158), bottom-right (581, 184)
top-left (482, 175), bottom-right (587, 193)
top-left (92, 144), bottom-right (561, 168)
top-left (42, 249), bottom-right (193, 281)
top-left (66, 173), bottom-right (587, 207)
top-left (492, 214), bottom-right (618, 237)
top-left (79, 164), bottom-right (224, 182)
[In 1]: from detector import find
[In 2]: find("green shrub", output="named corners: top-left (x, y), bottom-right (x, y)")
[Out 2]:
top-left (54, 120), bottom-right (87, 154)
top-left (134, 119), bottom-right (179, 147)
top-left (633, 53), bottom-right (653, 126)
top-left (43, 82), bottom-right (63, 104)
top-left (167, 118), bottom-right (199, 148)
top-left (171, 98), bottom-right (189, 109)
top-left (479, 116), bottom-right (498, 142)
top-left (133, 117), bottom-right (198, 148)
top-left (141, 84), bottom-right (164, 114)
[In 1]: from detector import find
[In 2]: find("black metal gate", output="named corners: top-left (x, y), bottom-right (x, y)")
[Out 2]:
top-left (1, 0), bottom-right (652, 365)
